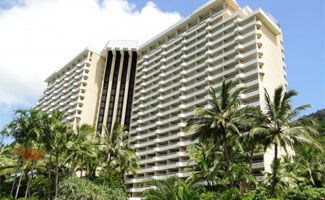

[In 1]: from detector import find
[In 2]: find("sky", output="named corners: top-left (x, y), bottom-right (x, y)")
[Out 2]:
top-left (0, 0), bottom-right (324, 135)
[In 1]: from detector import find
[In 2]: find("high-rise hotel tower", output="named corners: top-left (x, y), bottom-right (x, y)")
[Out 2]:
top-left (37, 41), bottom-right (138, 132)
top-left (126, 0), bottom-right (286, 197)
top-left (37, 0), bottom-right (286, 198)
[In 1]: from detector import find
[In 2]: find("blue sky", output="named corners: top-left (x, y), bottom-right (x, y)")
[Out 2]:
top-left (0, 0), bottom-right (324, 135)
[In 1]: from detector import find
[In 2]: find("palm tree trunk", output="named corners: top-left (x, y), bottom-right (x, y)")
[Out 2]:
top-left (249, 147), bottom-right (254, 169)
top-left (107, 153), bottom-right (111, 162)
top-left (80, 156), bottom-right (84, 177)
top-left (10, 162), bottom-right (20, 197)
top-left (90, 163), bottom-right (96, 178)
top-left (239, 180), bottom-right (245, 194)
top-left (222, 131), bottom-right (232, 187)
top-left (70, 157), bottom-right (75, 175)
top-left (107, 152), bottom-right (112, 169)
top-left (25, 144), bottom-right (42, 197)
top-left (247, 146), bottom-right (255, 191)
top-left (25, 161), bottom-right (35, 198)
top-left (15, 166), bottom-right (24, 200)
top-left (54, 152), bottom-right (59, 199)
top-left (271, 143), bottom-right (278, 197)
top-left (47, 152), bottom-right (52, 200)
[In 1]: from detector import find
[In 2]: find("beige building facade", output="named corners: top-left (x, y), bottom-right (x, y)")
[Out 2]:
top-left (37, 41), bottom-right (138, 133)
top-left (126, 0), bottom-right (286, 197)
top-left (37, 48), bottom-right (106, 128)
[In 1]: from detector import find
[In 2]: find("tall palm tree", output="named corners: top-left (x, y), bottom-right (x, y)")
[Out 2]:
top-left (24, 110), bottom-right (48, 198)
top-left (263, 156), bottom-right (298, 193)
top-left (186, 141), bottom-right (224, 188)
top-left (144, 176), bottom-right (201, 200)
top-left (251, 86), bottom-right (322, 196)
top-left (294, 144), bottom-right (325, 187)
top-left (47, 110), bottom-right (73, 199)
top-left (100, 123), bottom-right (139, 175)
top-left (65, 124), bottom-right (97, 176)
top-left (237, 107), bottom-right (265, 169)
top-left (185, 80), bottom-right (246, 186)
top-left (5, 108), bottom-right (45, 199)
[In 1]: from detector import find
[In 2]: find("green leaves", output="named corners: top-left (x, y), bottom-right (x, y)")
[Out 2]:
top-left (144, 177), bottom-right (202, 200)
top-left (56, 176), bottom-right (127, 200)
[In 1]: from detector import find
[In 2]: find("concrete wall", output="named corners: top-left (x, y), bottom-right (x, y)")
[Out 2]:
top-left (79, 52), bottom-right (106, 127)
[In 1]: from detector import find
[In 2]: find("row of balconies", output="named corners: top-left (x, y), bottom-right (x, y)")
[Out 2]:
top-left (137, 21), bottom-right (257, 77)
top-left (44, 67), bottom-right (86, 95)
top-left (39, 74), bottom-right (86, 104)
top-left (137, 161), bottom-right (189, 173)
top-left (138, 9), bottom-right (255, 65)
top-left (135, 28), bottom-right (259, 90)
top-left (126, 172), bottom-right (191, 184)
top-left (130, 132), bottom-right (187, 147)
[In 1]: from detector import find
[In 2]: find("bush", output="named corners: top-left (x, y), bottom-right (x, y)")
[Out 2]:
top-left (218, 188), bottom-right (241, 200)
top-left (0, 177), bottom-right (13, 198)
top-left (31, 176), bottom-right (50, 199)
top-left (1, 197), bottom-right (14, 200)
top-left (283, 186), bottom-right (325, 200)
top-left (200, 192), bottom-right (218, 200)
top-left (55, 176), bottom-right (127, 200)
top-left (252, 187), bottom-right (268, 200)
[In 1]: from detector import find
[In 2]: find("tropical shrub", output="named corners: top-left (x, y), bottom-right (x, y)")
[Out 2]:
top-left (30, 176), bottom-right (50, 199)
top-left (283, 186), bottom-right (325, 200)
top-left (55, 176), bottom-right (127, 200)
top-left (217, 187), bottom-right (241, 200)
top-left (251, 187), bottom-right (268, 200)
top-left (143, 177), bottom-right (202, 200)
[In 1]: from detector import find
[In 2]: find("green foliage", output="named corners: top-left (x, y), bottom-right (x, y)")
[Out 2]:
top-left (283, 186), bottom-right (325, 200)
top-left (100, 124), bottom-right (139, 175)
top-left (56, 176), bottom-right (128, 200)
top-left (1, 83), bottom-right (324, 200)
top-left (30, 176), bottom-right (50, 199)
top-left (250, 86), bottom-right (321, 196)
top-left (1, 108), bottom-right (137, 199)
top-left (17, 197), bottom-right (39, 200)
top-left (199, 192), bottom-right (218, 200)
top-left (252, 187), bottom-right (268, 200)
top-left (186, 81), bottom-right (254, 189)
top-left (144, 177), bottom-right (202, 200)
top-left (218, 187), bottom-right (241, 200)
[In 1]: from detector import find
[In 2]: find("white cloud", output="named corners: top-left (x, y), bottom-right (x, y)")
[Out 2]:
top-left (0, 0), bottom-right (182, 106)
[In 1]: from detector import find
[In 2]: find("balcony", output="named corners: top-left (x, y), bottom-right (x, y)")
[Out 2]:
top-left (251, 162), bottom-right (264, 169)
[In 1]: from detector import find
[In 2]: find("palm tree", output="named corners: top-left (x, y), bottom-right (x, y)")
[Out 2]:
top-left (294, 144), bottom-right (325, 187)
top-left (100, 123), bottom-right (139, 175)
top-left (0, 144), bottom-right (18, 198)
top-left (65, 124), bottom-right (97, 176)
top-left (237, 107), bottom-right (265, 169)
top-left (264, 156), bottom-right (298, 194)
top-left (47, 110), bottom-right (73, 199)
top-left (0, 145), bottom-right (17, 175)
top-left (112, 142), bottom-right (139, 175)
top-left (186, 80), bottom-right (246, 186)
top-left (144, 176), bottom-right (201, 200)
top-left (251, 86), bottom-right (322, 196)
top-left (186, 141), bottom-right (224, 188)
top-left (24, 111), bottom-right (48, 198)
top-left (229, 163), bottom-right (256, 194)
top-left (4, 108), bottom-right (45, 199)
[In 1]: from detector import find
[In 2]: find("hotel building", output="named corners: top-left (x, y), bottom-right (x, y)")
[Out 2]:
top-left (37, 48), bottom-right (106, 127)
top-left (37, 0), bottom-right (286, 198)
top-left (37, 41), bottom-right (138, 133)
top-left (126, 0), bottom-right (286, 197)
